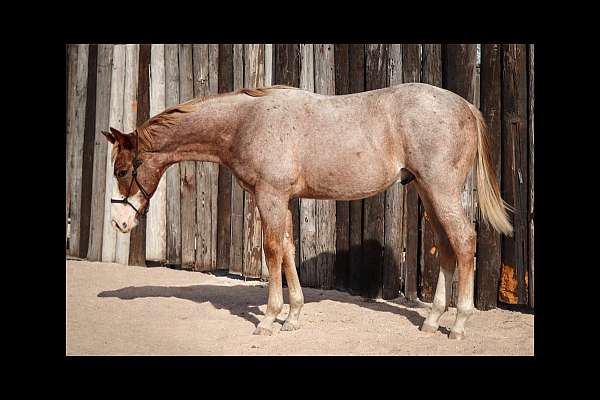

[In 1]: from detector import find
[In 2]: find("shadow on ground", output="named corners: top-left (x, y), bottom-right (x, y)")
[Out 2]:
top-left (98, 282), bottom-right (432, 332)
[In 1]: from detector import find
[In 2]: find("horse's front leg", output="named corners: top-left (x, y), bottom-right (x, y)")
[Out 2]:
top-left (252, 184), bottom-right (289, 336)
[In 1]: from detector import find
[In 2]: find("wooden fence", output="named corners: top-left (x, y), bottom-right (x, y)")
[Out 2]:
top-left (66, 44), bottom-right (534, 310)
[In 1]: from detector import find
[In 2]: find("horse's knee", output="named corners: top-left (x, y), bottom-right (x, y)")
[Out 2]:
top-left (283, 231), bottom-right (295, 255)
top-left (263, 232), bottom-right (284, 268)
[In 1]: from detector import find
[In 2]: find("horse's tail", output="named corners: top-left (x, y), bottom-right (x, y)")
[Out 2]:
top-left (468, 102), bottom-right (514, 237)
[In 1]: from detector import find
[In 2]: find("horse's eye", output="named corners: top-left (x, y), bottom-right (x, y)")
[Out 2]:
top-left (117, 170), bottom-right (128, 178)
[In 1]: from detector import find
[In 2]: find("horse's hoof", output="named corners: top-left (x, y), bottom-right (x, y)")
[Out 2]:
top-left (280, 320), bottom-right (300, 331)
top-left (420, 323), bottom-right (438, 333)
top-left (253, 326), bottom-right (273, 336)
top-left (449, 331), bottom-right (465, 340)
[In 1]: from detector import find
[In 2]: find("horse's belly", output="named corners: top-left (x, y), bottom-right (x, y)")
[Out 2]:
top-left (298, 156), bottom-right (403, 200)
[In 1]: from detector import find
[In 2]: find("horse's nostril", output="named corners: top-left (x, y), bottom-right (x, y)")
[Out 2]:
top-left (122, 222), bottom-right (127, 228)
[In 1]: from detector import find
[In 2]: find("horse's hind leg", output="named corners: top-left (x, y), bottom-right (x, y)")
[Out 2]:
top-left (252, 184), bottom-right (288, 336)
top-left (280, 205), bottom-right (304, 331)
top-left (420, 187), bottom-right (476, 340)
top-left (417, 189), bottom-right (457, 333)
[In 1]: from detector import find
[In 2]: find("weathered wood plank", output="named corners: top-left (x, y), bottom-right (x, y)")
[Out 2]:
top-left (217, 43), bottom-right (233, 271)
top-left (500, 44), bottom-right (528, 305)
top-left (444, 44), bottom-right (478, 222)
top-left (528, 43), bottom-right (534, 309)
top-left (261, 44), bottom-right (273, 280)
top-left (146, 44), bottom-right (167, 263)
top-left (67, 44), bottom-right (89, 257)
top-left (229, 43), bottom-right (245, 275)
top-left (476, 44), bottom-right (503, 310)
top-left (66, 45), bottom-right (78, 249)
top-left (314, 44), bottom-right (337, 290)
top-left (242, 44), bottom-right (265, 279)
top-left (333, 43), bottom-right (350, 291)
top-left (87, 44), bottom-right (113, 261)
top-left (178, 44), bottom-right (196, 270)
top-left (419, 44), bottom-right (443, 302)
top-left (265, 44), bottom-right (273, 86)
top-left (347, 44), bottom-right (365, 295)
top-left (362, 43), bottom-right (388, 299)
top-left (382, 43), bottom-right (404, 300)
top-left (209, 44), bottom-right (220, 271)
top-left (401, 43), bottom-right (421, 301)
top-left (192, 44), bottom-right (213, 271)
top-left (102, 44), bottom-right (125, 262)
top-left (164, 44), bottom-right (181, 266)
top-left (115, 44), bottom-right (139, 265)
top-left (65, 45), bottom-right (75, 246)
top-left (273, 44), bottom-right (301, 271)
top-left (298, 43), bottom-right (317, 287)
top-left (128, 43), bottom-right (151, 267)
top-left (79, 44), bottom-right (98, 259)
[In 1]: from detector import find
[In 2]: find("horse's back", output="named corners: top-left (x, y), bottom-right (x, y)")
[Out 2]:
top-left (234, 83), bottom-right (477, 199)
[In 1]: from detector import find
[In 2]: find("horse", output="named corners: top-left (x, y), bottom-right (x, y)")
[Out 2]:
top-left (102, 83), bottom-right (513, 340)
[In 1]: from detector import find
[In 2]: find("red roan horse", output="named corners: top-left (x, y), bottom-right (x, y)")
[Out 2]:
top-left (102, 84), bottom-right (512, 340)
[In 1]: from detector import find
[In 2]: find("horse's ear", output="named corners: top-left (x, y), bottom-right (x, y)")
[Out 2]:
top-left (101, 130), bottom-right (116, 144)
top-left (110, 127), bottom-right (123, 136)
top-left (108, 127), bottom-right (133, 149)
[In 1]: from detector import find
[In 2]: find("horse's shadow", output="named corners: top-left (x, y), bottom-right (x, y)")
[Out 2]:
top-left (98, 284), bottom-right (435, 332)
top-left (98, 244), bottom-right (445, 334)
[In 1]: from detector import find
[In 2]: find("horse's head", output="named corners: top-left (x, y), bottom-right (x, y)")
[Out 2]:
top-left (101, 127), bottom-right (164, 233)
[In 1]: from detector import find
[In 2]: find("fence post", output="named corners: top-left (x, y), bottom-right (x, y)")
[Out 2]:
top-left (192, 44), bottom-right (215, 271)
top-left (178, 44), bottom-right (197, 270)
top-left (88, 44), bottom-right (114, 261)
top-left (347, 44), bottom-right (365, 295)
top-left (217, 45), bottom-right (234, 272)
top-left (79, 44), bottom-right (99, 260)
top-left (146, 44), bottom-right (167, 264)
top-left (66, 45), bottom-right (78, 250)
top-left (382, 43), bottom-right (404, 300)
top-left (298, 44), bottom-right (317, 287)
top-left (500, 44), bottom-right (529, 305)
top-left (229, 44), bottom-right (245, 276)
top-left (419, 44), bottom-right (443, 302)
top-left (262, 45), bottom-right (273, 280)
top-left (401, 44), bottom-right (421, 301)
top-left (164, 44), bottom-right (181, 267)
top-left (476, 44), bottom-right (503, 310)
top-left (102, 45), bottom-right (125, 263)
top-left (209, 44), bottom-right (220, 271)
top-left (528, 44), bottom-right (534, 309)
top-left (334, 44), bottom-right (350, 291)
top-left (113, 45), bottom-right (138, 265)
top-left (66, 44), bottom-right (89, 257)
top-left (128, 43), bottom-right (151, 267)
top-left (314, 44), bottom-right (337, 289)
top-left (242, 44), bottom-right (265, 279)
top-left (362, 43), bottom-right (388, 299)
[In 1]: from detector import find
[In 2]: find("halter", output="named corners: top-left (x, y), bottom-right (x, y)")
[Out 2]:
top-left (110, 130), bottom-right (153, 218)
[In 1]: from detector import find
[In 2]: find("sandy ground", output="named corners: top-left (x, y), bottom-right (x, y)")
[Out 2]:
top-left (66, 259), bottom-right (533, 356)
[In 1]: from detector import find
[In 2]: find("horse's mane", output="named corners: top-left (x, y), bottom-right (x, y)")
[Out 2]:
top-left (132, 85), bottom-right (297, 153)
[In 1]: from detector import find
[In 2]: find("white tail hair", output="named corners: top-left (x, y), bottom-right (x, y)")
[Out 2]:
top-left (468, 102), bottom-right (514, 236)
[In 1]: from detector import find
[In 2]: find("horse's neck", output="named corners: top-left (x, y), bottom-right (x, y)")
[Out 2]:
top-left (154, 95), bottom-right (245, 165)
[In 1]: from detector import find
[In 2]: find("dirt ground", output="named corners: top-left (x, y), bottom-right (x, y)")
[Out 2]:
top-left (66, 259), bottom-right (534, 356)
